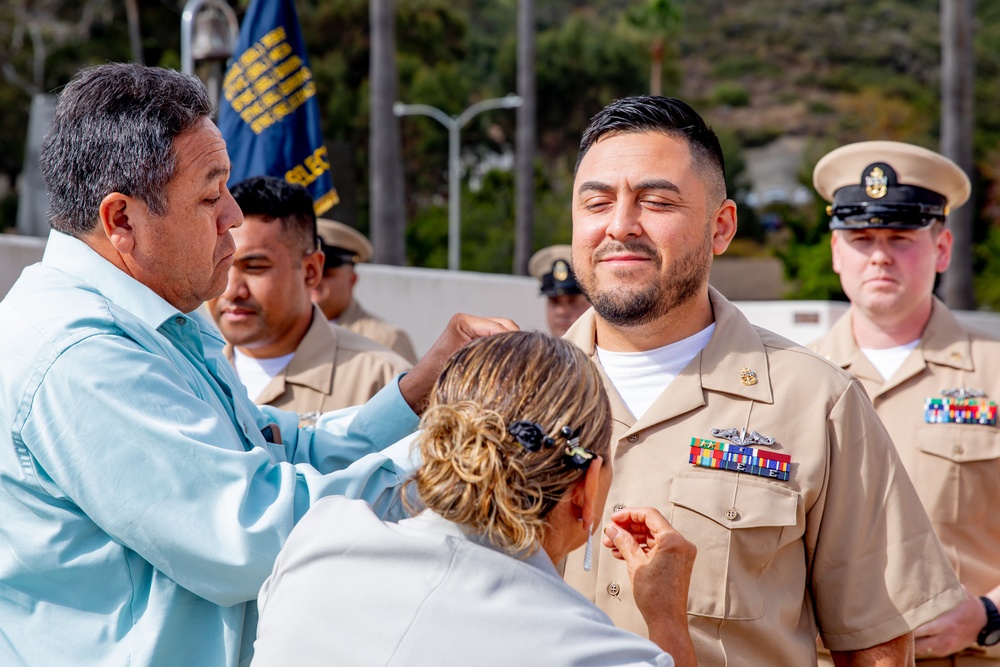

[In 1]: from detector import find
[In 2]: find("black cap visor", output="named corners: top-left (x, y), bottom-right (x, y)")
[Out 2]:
top-left (829, 201), bottom-right (945, 230)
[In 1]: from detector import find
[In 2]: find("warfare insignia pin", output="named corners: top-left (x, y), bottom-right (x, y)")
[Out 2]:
top-left (941, 387), bottom-right (985, 400)
top-left (553, 260), bottom-right (570, 282)
top-left (711, 427), bottom-right (776, 447)
top-left (740, 367), bottom-right (758, 386)
top-left (865, 166), bottom-right (888, 199)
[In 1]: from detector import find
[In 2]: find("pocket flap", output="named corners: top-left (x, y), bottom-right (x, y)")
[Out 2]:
top-left (917, 425), bottom-right (1000, 463)
top-left (670, 474), bottom-right (799, 529)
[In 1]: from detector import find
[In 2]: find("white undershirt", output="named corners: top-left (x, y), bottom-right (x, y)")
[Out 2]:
top-left (233, 348), bottom-right (295, 401)
top-left (597, 323), bottom-right (715, 419)
top-left (861, 339), bottom-right (920, 381)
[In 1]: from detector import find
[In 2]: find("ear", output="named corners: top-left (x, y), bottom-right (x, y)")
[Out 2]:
top-left (98, 192), bottom-right (138, 256)
top-left (349, 268), bottom-right (358, 287)
top-left (934, 226), bottom-right (953, 274)
top-left (830, 231), bottom-right (842, 274)
top-left (711, 199), bottom-right (739, 255)
top-left (303, 249), bottom-right (324, 289)
top-left (570, 456), bottom-right (604, 528)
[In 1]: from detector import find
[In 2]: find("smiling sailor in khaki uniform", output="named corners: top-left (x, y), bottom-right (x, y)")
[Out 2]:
top-left (209, 176), bottom-right (412, 424)
top-left (560, 96), bottom-right (965, 667)
top-left (312, 219), bottom-right (419, 363)
top-left (810, 141), bottom-right (1000, 666)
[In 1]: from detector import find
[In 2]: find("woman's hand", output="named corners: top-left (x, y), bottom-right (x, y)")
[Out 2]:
top-left (603, 506), bottom-right (697, 667)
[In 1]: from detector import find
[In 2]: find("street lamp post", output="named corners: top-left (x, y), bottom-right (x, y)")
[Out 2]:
top-left (394, 94), bottom-right (523, 271)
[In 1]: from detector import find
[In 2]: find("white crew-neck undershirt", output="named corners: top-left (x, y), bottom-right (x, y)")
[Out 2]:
top-left (233, 348), bottom-right (295, 401)
top-left (596, 323), bottom-right (715, 420)
top-left (860, 338), bottom-right (920, 381)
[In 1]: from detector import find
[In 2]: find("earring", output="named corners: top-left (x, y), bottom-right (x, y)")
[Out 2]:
top-left (583, 524), bottom-right (593, 572)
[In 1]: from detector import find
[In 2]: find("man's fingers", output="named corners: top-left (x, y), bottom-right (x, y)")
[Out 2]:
top-left (400, 314), bottom-right (519, 413)
top-left (456, 315), bottom-right (519, 341)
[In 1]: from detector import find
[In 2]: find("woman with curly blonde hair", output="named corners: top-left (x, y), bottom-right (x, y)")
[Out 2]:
top-left (252, 331), bottom-right (696, 667)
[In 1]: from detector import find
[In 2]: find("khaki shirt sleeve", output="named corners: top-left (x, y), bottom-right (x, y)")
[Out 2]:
top-left (808, 379), bottom-right (966, 651)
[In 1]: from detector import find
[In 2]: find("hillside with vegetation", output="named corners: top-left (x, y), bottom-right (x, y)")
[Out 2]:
top-left (1, 0), bottom-right (998, 307)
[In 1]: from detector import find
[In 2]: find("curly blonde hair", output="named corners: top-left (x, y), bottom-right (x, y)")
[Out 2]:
top-left (404, 331), bottom-right (611, 554)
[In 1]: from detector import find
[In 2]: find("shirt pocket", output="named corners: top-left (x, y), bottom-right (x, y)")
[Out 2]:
top-left (916, 425), bottom-right (1000, 525)
top-left (669, 473), bottom-right (799, 620)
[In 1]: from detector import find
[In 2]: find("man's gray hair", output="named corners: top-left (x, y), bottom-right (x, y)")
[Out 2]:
top-left (40, 63), bottom-right (213, 236)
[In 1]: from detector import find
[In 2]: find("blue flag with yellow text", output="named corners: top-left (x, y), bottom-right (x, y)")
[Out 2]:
top-left (217, 0), bottom-right (337, 214)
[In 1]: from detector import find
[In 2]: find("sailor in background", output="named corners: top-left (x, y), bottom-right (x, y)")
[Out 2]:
top-left (312, 218), bottom-right (419, 363)
top-left (529, 245), bottom-right (591, 337)
top-left (810, 140), bottom-right (1000, 665)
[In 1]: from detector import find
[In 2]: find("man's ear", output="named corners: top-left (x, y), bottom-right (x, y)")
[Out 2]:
top-left (98, 192), bottom-right (138, 256)
top-left (934, 226), bottom-right (954, 274)
top-left (830, 231), bottom-right (842, 274)
top-left (349, 267), bottom-right (358, 288)
top-left (711, 199), bottom-right (738, 256)
top-left (303, 249), bottom-right (325, 289)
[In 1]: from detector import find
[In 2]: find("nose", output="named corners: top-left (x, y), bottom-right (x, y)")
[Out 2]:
top-left (220, 266), bottom-right (249, 302)
top-left (606, 202), bottom-right (642, 240)
top-left (218, 186), bottom-right (243, 233)
top-left (869, 239), bottom-right (893, 265)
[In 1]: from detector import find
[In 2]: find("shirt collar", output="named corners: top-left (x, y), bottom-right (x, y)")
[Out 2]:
top-left (43, 229), bottom-right (182, 330)
top-left (42, 229), bottom-right (226, 350)
top-left (403, 510), bottom-right (559, 577)
top-left (282, 307), bottom-right (340, 394)
top-left (563, 287), bottom-right (774, 404)
top-left (823, 298), bottom-right (973, 372)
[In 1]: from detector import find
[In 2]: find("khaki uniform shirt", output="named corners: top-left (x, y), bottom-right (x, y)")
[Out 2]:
top-left (562, 288), bottom-right (964, 667)
top-left (337, 299), bottom-right (418, 364)
top-left (226, 306), bottom-right (412, 421)
top-left (811, 299), bottom-right (1000, 664)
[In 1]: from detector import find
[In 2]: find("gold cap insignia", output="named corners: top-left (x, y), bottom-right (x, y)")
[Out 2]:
top-left (865, 166), bottom-right (888, 199)
top-left (553, 260), bottom-right (570, 282)
top-left (740, 367), bottom-right (758, 386)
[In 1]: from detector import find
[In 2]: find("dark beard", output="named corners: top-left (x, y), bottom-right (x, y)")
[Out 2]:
top-left (578, 237), bottom-right (711, 329)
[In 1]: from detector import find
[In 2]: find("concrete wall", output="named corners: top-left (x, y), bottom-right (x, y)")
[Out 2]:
top-left (3, 234), bottom-right (996, 354)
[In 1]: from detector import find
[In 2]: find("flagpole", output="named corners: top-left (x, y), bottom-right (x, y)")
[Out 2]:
top-left (394, 95), bottom-right (523, 271)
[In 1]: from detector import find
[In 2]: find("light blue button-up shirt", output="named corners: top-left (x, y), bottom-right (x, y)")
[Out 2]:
top-left (0, 230), bottom-right (420, 666)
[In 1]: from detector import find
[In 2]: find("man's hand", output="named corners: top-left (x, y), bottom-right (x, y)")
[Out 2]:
top-left (398, 313), bottom-right (518, 413)
top-left (603, 506), bottom-right (697, 667)
top-left (913, 590), bottom-right (983, 659)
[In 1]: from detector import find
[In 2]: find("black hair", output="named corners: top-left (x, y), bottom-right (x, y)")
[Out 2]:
top-left (230, 175), bottom-right (317, 255)
top-left (575, 96), bottom-right (727, 203)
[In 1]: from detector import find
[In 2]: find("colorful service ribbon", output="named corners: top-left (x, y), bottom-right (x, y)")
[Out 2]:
top-left (688, 437), bottom-right (791, 481)
top-left (924, 398), bottom-right (997, 426)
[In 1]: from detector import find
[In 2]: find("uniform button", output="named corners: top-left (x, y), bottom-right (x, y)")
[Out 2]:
top-left (174, 316), bottom-right (186, 325)
top-left (953, 445), bottom-right (965, 455)
top-left (613, 503), bottom-right (626, 513)
top-left (951, 352), bottom-right (963, 361)
top-left (626, 434), bottom-right (638, 443)
top-left (725, 507), bottom-right (738, 521)
top-left (607, 582), bottom-right (621, 597)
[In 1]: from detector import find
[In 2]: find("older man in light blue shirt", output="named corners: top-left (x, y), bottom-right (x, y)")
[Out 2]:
top-left (0, 63), bottom-right (512, 666)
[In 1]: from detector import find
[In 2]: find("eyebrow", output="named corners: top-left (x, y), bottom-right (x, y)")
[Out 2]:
top-left (576, 178), bottom-right (681, 196)
top-left (234, 252), bottom-right (271, 263)
top-left (203, 165), bottom-right (230, 187)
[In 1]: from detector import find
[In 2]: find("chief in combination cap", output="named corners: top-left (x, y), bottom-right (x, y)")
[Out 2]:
top-left (317, 218), bottom-right (373, 269)
top-left (311, 219), bottom-right (418, 363)
top-left (528, 245), bottom-right (591, 337)
top-left (813, 140), bottom-right (970, 230)
top-left (810, 141), bottom-right (1000, 667)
